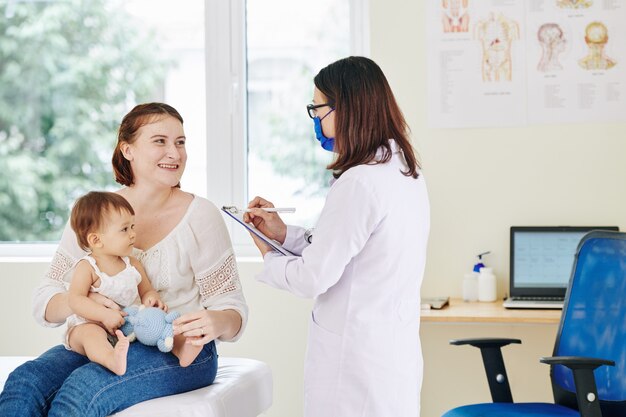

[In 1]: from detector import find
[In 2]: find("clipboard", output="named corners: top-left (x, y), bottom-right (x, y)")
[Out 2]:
top-left (221, 207), bottom-right (294, 256)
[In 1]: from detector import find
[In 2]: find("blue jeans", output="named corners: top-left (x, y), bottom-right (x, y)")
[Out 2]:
top-left (0, 341), bottom-right (217, 417)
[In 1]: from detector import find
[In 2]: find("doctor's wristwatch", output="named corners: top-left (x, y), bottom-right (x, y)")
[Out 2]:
top-left (304, 228), bottom-right (314, 244)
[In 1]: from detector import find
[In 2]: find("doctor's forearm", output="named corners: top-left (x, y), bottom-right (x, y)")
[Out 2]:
top-left (44, 292), bottom-right (73, 323)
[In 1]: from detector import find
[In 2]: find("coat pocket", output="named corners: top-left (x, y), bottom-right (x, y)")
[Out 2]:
top-left (304, 312), bottom-right (342, 410)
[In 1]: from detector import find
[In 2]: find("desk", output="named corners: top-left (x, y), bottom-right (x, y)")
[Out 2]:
top-left (421, 298), bottom-right (562, 324)
top-left (420, 298), bottom-right (560, 417)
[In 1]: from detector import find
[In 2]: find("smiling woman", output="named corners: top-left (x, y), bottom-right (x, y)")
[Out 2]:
top-left (113, 103), bottom-right (187, 190)
top-left (0, 103), bottom-right (248, 416)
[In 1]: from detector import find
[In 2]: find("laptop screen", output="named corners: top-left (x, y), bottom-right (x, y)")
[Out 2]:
top-left (510, 226), bottom-right (619, 297)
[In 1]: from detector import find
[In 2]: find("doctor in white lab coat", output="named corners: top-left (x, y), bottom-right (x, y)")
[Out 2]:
top-left (245, 56), bottom-right (430, 417)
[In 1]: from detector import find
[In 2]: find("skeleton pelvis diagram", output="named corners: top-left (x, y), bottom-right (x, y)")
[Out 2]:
top-left (442, 0), bottom-right (470, 33)
top-left (556, 0), bottom-right (593, 8)
top-left (579, 21), bottom-right (616, 70)
top-left (474, 12), bottom-right (520, 82)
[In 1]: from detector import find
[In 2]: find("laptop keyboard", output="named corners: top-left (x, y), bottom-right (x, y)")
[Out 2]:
top-left (510, 296), bottom-right (564, 302)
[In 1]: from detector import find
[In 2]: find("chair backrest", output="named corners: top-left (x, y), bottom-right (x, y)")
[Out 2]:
top-left (551, 231), bottom-right (626, 417)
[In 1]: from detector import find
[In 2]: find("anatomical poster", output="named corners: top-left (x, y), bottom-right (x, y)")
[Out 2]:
top-left (427, 0), bottom-right (626, 128)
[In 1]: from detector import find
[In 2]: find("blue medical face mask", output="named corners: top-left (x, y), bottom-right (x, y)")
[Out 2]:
top-left (313, 109), bottom-right (335, 152)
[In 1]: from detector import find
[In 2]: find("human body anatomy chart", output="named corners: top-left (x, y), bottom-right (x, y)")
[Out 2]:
top-left (428, 0), bottom-right (626, 128)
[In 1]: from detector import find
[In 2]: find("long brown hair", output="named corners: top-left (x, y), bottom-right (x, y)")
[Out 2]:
top-left (313, 56), bottom-right (420, 179)
top-left (112, 102), bottom-right (184, 186)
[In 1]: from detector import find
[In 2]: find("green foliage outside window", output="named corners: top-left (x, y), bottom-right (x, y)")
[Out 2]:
top-left (250, 66), bottom-right (334, 199)
top-left (0, 0), bottom-right (170, 241)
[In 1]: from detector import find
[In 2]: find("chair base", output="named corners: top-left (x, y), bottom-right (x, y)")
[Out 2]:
top-left (442, 402), bottom-right (579, 417)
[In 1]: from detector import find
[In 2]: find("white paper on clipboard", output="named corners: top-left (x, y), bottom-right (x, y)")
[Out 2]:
top-left (221, 207), bottom-right (294, 256)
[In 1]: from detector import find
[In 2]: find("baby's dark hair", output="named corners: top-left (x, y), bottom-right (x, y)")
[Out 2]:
top-left (70, 191), bottom-right (135, 250)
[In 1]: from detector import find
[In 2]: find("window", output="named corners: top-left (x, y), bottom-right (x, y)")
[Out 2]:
top-left (0, 0), bottom-right (206, 256)
top-left (206, 0), bottom-right (369, 255)
top-left (1, 0), bottom-right (368, 257)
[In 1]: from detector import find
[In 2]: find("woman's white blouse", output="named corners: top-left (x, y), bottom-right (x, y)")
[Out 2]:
top-left (32, 196), bottom-right (248, 342)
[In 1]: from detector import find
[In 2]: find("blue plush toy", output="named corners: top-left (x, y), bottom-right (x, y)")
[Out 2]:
top-left (120, 305), bottom-right (180, 353)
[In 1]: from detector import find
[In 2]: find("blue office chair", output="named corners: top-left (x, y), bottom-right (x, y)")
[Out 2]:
top-left (442, 231), bottom-right (626, 417)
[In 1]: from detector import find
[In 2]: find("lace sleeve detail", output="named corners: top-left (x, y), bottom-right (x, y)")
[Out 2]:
top-left (186, 198), bottom-right (248, 341)
top-left (45, 249), bottom-right (76, 283)
top-left (195, 253), bottom-right (241, 304)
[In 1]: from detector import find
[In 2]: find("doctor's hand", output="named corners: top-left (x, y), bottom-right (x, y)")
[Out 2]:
top-left (244, 196), bottom-right (287, 244)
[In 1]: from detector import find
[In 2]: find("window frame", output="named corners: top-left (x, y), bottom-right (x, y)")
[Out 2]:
top-left (1, 0), bottom-right (369, 260)
top-left (205, 0), bottom-right (370, 256)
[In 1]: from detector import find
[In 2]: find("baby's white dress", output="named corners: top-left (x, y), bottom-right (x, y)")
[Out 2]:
top-left (63, 255), bottom-right (141, 349)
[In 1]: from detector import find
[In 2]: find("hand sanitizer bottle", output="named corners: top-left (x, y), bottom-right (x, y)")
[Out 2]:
top-left (462, 273), bottom-right (478, 302)
top-left (478, 266), bottom-right (497, 302)
top-left (463, 252), bottom-right (489, 302)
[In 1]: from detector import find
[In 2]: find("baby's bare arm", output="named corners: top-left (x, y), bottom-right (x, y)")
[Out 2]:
top-left (68, 260), bottom-right (126, 333)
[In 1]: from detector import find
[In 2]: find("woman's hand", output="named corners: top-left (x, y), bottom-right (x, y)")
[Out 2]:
top-left (172, 309), bottom-right (242, 346)
top-left (88, 292), bottom-right (122, 311)
top-left (244, 196), bottom-right (287, 252)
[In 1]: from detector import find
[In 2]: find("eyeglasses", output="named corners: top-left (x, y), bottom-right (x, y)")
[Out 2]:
top-left (306, 103), bottom-right (334, 119)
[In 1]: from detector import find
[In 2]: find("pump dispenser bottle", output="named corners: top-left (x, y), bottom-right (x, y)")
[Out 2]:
top-left (463, 251), bottom-right (489, 302)
top-left (476, 252), bottom-right (497, 302)
top-left (462, 273), bottom-right (478, 302)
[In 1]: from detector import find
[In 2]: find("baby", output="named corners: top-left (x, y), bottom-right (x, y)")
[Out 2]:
top-left (66, 191), bottom-right (166, 375)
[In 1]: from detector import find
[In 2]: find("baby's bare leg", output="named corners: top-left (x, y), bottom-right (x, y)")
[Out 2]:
top-left (69, 324), bottom-right (130, 375)
top-left (171, 334), bottom-right (203, 367)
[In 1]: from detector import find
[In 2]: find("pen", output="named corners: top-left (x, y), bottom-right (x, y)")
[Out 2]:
top-left (244, 207), bottom-right (296, 213)
top-left (222, 205), bottom-right (295, 214)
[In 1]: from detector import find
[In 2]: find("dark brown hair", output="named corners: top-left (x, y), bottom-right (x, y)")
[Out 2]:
top-left (313, 56), bottom-right (420, 179)
top-left (70, 191), bottom-right (135, 251)
top-left (112, 102), bottom-right (184, 186)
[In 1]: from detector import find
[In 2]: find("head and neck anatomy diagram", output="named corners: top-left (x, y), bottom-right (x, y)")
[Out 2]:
top-left (474, 12), bottom-right (520, 82)
top-left (579, 21), bottom-right (616, 70)
top-left (537, 23), bottom-right (567, 72)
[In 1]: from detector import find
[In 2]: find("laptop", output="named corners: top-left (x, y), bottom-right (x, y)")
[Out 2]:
top-left (503, 226), bottom-right (619, 309)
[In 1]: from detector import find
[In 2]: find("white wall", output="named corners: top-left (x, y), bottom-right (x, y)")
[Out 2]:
top-left (369, 0), bottom-right (626, 416)
top-left (0, 262), bottom-right (61, 355)
top-left (369, 0), bottom-right (626, 299)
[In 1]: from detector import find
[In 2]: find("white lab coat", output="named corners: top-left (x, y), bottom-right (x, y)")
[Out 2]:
top-left (257, 139), bottom-right (430, 417)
